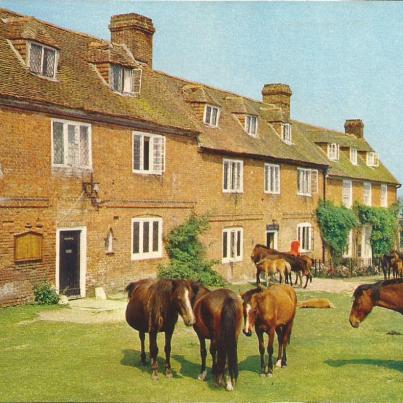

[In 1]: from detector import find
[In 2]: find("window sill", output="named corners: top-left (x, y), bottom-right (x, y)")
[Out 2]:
top-left (131, 254), bottom-right (163, 261)
top-left (223, 190), bottom-right (244, 194)
top-left (132, 170), bottom-right (163, 176)
top-left (222, 258), bottom-right (243, 264)
top-left (264, 191), bottom-right (281, 195)
top-left (297, 193), bottom-right (312, 197)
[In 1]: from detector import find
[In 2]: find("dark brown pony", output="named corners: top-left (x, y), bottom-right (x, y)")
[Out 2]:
top-left (125, 278), bottom-right (199, 380)
top-left (380, 251), bottom-right (403, 279)
top-left (349, 278), bottom-right (403, 328)
top-left (193, 288), bottom-right (243, 390)
top-left (241, 284), bottom-right (297, 377)
top-left (251, 244), bottom-right (312, 288)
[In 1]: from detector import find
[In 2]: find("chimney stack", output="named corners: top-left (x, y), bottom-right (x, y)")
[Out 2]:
top-left (262, 84), bottom-right (292, 120)
top-left (109, 13), bottom-right (155, 67)
top-left (344, 119), bottom-right (364, 139)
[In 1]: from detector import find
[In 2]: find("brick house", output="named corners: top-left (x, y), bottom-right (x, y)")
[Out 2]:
top-left (0, 9), bottom-right (399, 306)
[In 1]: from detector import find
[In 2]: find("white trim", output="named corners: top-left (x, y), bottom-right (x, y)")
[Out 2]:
top-left (342, 179), bottom-right (353, 208)
top-left (264, 163), bottom-right (280, 194)
top-left (245, 115), bottom-right (258, 137)
top-left (297, 168), bottom-right (312, 197)
top-left (28, 41), bottom-right (59, 80)
top-left (327, 143), bottom-right (340, 161)
top-left (343, 230), bottom-right (353, 258)
top-left (56, 226), bottom-right (87, 297)
top-left (223, 158), bottom-right (243, 193)
top-left (281, 123), bottom-right (292, 145)
top-left (381, 184), bottom-right (388, 208)
top-left (350, 147), bottom-right (358, 165)
top-left (366, 152), bottom-right (379, 167)
top-left (132, 131), bottom-right (165, 175)
top-left (131, 217), bottom-right (163, 260)
top-left (203, 104), bottom-right (220, 127)
top-left (266, 229), bottom-right (278, 250)
top-left (363, 181), bottom-right (372, 206)
top-left (297, 222), bottom-right (313, 252)
top-left (222, 227), bottom-right (243, 263)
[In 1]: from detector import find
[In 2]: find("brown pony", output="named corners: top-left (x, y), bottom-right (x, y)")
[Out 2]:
top-left (251, 244), bottom-right (312, 288)
top-left (380, 251), bottom-right (403, 279)
top-left (125, 278), bottom-right (199, 380)
top-left (193, 288), bottom-right (243, 391)
top-left (241, 285), bottom-right (297, 377)
top-left (349, 278), bottom-right (403, 328)
top-left (255, 258), bottom-right (292, 287)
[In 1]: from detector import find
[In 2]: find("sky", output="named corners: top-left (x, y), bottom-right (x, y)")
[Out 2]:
top-left (1, 0), bottom-right (402, 195)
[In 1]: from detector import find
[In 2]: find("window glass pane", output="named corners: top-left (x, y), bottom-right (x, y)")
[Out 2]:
top-left (133, 222), bottom-right (140, 254)
top-left (205, 106), bottom-right (211, 124)
top-left (230, 231), bottom-right (236, 258)
top-left (111, 65), bottom-right (122, 92)
top-left (43, 47), bottom-right (56, 77)
top-left (212, 107), bottom-right (218, 125)
top-left (79, 126), bottom-right (89, 167)
top-left (143, 136), bottom-right (150, 171)
top-left (152, 136), bottom-right (164, 173)
top-left (67, 125), bottom-right (77, 166)
top-left (123, 68), bottom-right (133, 93)
top-left (152, 221), bottom-right (159, 252)
top-left (29, 43), bottom-right (42, 74)
top-left (143, 221), bottom-right (149, 253)
top-left (231, 162), bottom-right (236, 190)
top-left (223, 231), bottom-right (228, 258)
top-left (223, 161), bottom-right (229, 190)
top-left (52, 122), bottom-right (64, 164)
top-left (133, 134), bottom-right (142, 170)
top-left (237, 230), bottom-right (241, 257)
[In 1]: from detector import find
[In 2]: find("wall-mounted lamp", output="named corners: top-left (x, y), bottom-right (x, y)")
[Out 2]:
top-left (82, 173), bottom-right (100, 208)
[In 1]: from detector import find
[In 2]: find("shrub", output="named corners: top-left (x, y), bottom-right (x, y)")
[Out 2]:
top-left (33, 281), bottom-right (60, 305)
top-left (158, 214), bottom-right (224, 286)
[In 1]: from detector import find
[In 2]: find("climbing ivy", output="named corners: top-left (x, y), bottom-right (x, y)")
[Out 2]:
top-left (316, 200), bottom-right (359, 259)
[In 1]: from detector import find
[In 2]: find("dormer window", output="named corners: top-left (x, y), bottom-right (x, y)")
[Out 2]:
top-left (367, 152), bottom-right (379, 167)
top-left (204, 105), bottom-right (220, 127)
top-left (110, 64), bottom-right (141, 95)
top-left (327, 143), bottom-right (340, 161)
top-left (29, 42), bottom-right (57, 79)
top-left (281, 123), bottom-right (292, 144)
top-left (350, 148), bottom-right (358, 165)
top-left (245, 115), bottom-right (258, 136)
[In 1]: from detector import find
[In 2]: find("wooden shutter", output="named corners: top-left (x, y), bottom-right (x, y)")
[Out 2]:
top-left (152, 135), bottom-right (165, 173)
top-left (14, 231), bottom-right (43, 262)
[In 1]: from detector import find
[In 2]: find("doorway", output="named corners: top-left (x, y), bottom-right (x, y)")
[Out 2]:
top-left (266, 230), bottom-right (278, 250)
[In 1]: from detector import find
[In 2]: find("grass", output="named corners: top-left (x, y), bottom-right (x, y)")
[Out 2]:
top-left (0, 287), bottom-right (402, 402)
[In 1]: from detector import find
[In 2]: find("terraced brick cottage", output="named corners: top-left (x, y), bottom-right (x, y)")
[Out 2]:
top-left (0, 9), bottom-right (399, 306)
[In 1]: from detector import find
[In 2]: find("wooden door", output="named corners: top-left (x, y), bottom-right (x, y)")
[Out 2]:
top-left (59, 231), bottom-right (81, 296)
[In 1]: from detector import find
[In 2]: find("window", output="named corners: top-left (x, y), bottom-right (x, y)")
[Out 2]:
top-left (381, 184), bottom-right (388, 207)
top-left (222, 228), bottom-right (243, 263)
top-left (110, 64), bottom-right (141, 94)
top-left (363, 182), bottom-right (372, 206)
top-left (132, 217), bottom-right (162, 260)
top-left (223, 159), bottom-right (243, 193)
top-left (343, 230), bottom-right (353, 258)
top-left (52, 120), bottom-right (91, 169)
top-left (29, 42), bottom-right (57, 78)
top-left (204, 105), bottom-right (220, 127)
top-left (366, 152), bottom-right (379, 167)
top-left (264, 163), bottom-right (280, 194)
top-left (350, 148), bottom-right (358, 165)
top-left (327, 143), bottom-right (340, 161)
top-left (297, 223), bottom-right (313, 252)
top-left (297, 168), bottom-right (312, 196)
top-left (360, 225), bottom-right (372, 258)
top-left (281, 123), bottom-right (292, 144)
top-left (342, 180), bottom-right (353, 208)
top-left (133, 132), bottom-right (165, 175)
top-left (105, 229), bottom-right (114, 254)
top-left (245, 115), bottom-right (258, 136)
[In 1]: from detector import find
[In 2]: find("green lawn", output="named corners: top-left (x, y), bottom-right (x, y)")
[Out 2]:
top-left (0, 288), bottom-right (402, 402)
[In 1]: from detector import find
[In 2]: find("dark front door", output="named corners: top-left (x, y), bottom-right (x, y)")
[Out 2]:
top-left (59, 230), bottom-right (81, 296)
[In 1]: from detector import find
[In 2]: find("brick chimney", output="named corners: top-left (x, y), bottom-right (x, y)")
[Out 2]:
top-left (262, 84), bottom-right (292, 120)
top-left (109, 13), bottom-right (155, 67)
top-left (345, 119), bottom-right (364, 139)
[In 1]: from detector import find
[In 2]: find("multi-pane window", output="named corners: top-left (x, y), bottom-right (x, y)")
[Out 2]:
top-left (297, 223), bottom-right (313, 252)
top-left (110, 64), bottom-right (141, 94)
top-left (222, 228), bottom-right (243, 263)
top-left (327, 143), bottom-right (340, 161)
top-left (133, 132), bottom-right (165, 175)
top-left (361, 224), bottom-right (372, 258)
top-left (366, 152), bottom-right (379, 167)
top-left (350, 148), bottom-right (358, 165)
top-left (245, 115), bottom-right (258, 136)
top-left (29, 42), bottom-right (57, 78)
top-left (381, 184), bottom-right (388, 207)
top-left (342, 180), bottom-right (353, 208)
top-left (281, 123), bottom-right (292, 144)
top-left (132, 217), bottom-right (162, 260)
top-left (264, 163), bottom-right (280, 194)
top-left (223, 159), bottom-right (243, 193)
top-left (363, 181), bottom-right (372, 206)
top-left (52, 120), bottom-right (91, 169)
top-left (204, 105), bottom-right (220, 127)
top-left (343, 230), bottom-right (353, 258)
top-left (297, 168), bottom-right (312, 196)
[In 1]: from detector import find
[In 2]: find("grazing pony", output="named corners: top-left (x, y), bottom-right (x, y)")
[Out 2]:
top-left (193, 288), bottom-right (243, 391)
top-left (125, 279), bottom-right (199, 380)
top-left (380, 251), bottom-right (403, 279)
top-left (241, 285), bottom-right (297, 377)
top-left (255, 258), bottom-right (292, 287)
top-left (349, 278), bottom-right (403, 328)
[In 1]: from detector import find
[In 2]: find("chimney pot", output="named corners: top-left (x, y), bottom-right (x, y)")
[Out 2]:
top-left (262, 84), bottom-right (292, 120)
top-left (345, 119), bottom-right (364, 139)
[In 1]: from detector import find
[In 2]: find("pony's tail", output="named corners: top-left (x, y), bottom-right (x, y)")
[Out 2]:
top-left (217, 297), bottom-right (239, 384)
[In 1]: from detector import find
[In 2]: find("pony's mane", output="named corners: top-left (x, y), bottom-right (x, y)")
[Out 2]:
top-left (353, 278), bottom-right (403, 301)
top-left (242, 287), bottom-right (264, 302)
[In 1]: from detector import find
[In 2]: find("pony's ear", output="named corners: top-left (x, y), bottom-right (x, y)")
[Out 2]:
top-left (191, 281), bottom-right (201, 295)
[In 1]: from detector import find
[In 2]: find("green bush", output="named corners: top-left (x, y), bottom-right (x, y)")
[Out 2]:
top-left (33, 281), bottom-right (60, 305)
top-left (158, 214), bottom-right (224, 286)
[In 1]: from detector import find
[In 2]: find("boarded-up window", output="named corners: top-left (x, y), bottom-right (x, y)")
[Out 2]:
top-left (14, 231), bottom-right (43, 262)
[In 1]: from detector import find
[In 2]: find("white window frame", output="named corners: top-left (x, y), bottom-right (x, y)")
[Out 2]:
top-left (363, 181), bottom-right (372, 206)
top-left (266, 229), bottom-right (278, 250)
top-left (342, 179), bottom-right (353, 208)
top-left (264, 163), bottom-right (280, 194)
top-left (245, 115), bottom-right (258, 136)
top-left (361, 224), bottom-right (372, 259)
top-left (204, 104), bottom-right (220, 127)
top-left (51, 119), bottom-right (92, 169)
top-left (381, 184), bottom-right (388, 208)
top-left (132, 131), bottom-right (165, 175)
top-left (343, 230), bottom-right (353, 258)
top-left (297, 223), bottom-right (313, 252)
top-left (366, 152), bottom-right (379, 167)
top-left (297, 168), bottom-right (312, 196)
top-left (223, 158), bottom-right (243, 193)
top-left (110, 64), bottom-right (136, 94)
top-left (131, 217), bottom-right (163, 260)
top-left (281, 123), bottom-right (292, 144)
top-left (327, 143), bottom-right (340, 161)
top-left (28, 41), bottom-right (58, 79)
top-left (350, 148), bottom-right (358, 165)
top-left (222, 227), bottom-right (243, 263)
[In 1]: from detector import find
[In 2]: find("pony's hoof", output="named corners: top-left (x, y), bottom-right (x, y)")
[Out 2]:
top-left (259, 372), bottom-right (266, 378)
top-left (198, 371), bottom-right (207, 381)
top-left (151, 373), bottom-right (159, 381)
top-left (166, 370), bottom-right (173, 378)
top-left (276, 360), bottom-right (282, 368)
top-left (266, 372), bottom-right (273, 378)
top-left (226, 382), bottom-right (234, 391)
top-left (281, 364), bottom-right (287, 368)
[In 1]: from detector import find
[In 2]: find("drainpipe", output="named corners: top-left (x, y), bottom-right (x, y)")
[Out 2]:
top-left (322, 167), bottom-right (329, 263)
